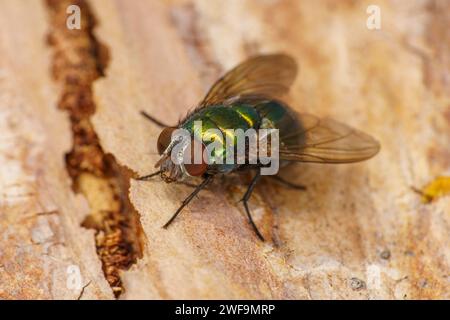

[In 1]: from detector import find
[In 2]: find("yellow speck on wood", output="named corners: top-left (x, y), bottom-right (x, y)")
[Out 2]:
top-left (420, 177), bottom-right (450, 203)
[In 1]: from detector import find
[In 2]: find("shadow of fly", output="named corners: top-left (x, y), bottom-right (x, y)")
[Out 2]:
top-left (137, 54), bottom-right (380, 241)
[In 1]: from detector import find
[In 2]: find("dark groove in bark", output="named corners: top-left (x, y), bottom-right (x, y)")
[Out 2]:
top-left (45, 0), bottom-right (143, 298)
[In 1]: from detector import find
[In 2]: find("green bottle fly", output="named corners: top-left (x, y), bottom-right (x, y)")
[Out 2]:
top-left (139, 54), bottom-right (380, 241)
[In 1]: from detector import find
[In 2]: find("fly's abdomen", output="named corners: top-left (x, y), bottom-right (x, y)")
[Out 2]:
top-left (254, 100), bottom-right (304, 148)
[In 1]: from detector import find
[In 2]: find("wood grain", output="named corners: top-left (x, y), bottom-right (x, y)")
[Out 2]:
top-left (0, 0), bottom-right (112, 299)
top-left (0, 0), bottom-right (448, 299)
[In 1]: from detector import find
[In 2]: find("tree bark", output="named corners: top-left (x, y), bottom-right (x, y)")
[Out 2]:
top-left (0, 0), bottom-right (448, 299)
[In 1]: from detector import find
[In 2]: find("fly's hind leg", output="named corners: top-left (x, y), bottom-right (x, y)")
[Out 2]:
top-left (240, 170), bottom-right (265, 241)
top-left (268, 175), bottom-right (307, 190)
top-left (140, 110), bottom-right (171, 128)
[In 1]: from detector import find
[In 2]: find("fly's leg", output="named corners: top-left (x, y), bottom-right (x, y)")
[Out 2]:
top-left (240, 170), bottom-right (265, 241)
top-left (269, 175), bottom-right (307, 190)
top-left (136, 170), bottom-right (161, 181)
top-left (140, 110), bottom-right (171, 128)
top-left (135, 172), bottom-right (196, 188)
top-left (163, 175), bottom-right (213, 229)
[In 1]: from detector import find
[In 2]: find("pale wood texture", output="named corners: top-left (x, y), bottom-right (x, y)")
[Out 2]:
top-left (91, 0), bottom-right (450, 299)
top-left (0, 0), bottom-right (449, 299)
top-left (0, 0), bottom-right (113, 299)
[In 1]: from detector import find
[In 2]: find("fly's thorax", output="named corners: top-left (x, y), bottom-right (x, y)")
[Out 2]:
top-left (179, 104), bottom-right (262, 172)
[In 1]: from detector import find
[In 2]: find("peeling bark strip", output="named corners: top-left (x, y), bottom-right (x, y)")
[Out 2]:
top-left (45, 0), bottom-right (143, 297)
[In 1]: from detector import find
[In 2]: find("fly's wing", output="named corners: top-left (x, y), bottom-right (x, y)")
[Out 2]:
top-left (199, 54), bottom-right (297, 108)
top-left (278, 114), bottom-right (380, 163)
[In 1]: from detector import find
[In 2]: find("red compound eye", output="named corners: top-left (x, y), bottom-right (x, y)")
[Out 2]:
top-left (157, 127), bottom-right (176, 155)
top-left (183, 139), bottom-right (207, 176)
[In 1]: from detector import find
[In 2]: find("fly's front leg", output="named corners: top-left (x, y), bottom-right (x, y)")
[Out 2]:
top-left (136, 172), bottom-right (196, 188)
top-left (135, 170), bottom-right (161, 181)
top-left (240, 170), bottom-right (265, 241)
top-left (140, 110), bottom-right (171, 128)
top-left (163, 175), bottom-right (213, 229)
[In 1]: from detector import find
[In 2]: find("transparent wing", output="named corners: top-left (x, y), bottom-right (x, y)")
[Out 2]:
top-left (279, 114), bottom-right (380, 163)
top-left (199, 54), bottom-right (297, 107)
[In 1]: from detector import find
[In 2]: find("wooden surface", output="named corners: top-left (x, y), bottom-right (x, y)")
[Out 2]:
top-left (0, 0), bottom-right (449, 299)
top-left (0, 0), bottom-right (113, 299)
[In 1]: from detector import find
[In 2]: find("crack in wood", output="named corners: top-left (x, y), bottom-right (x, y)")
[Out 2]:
top-left (45, 0), bottom-right (143, 298)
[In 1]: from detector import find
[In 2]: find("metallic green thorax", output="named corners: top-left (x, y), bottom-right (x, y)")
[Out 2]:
top-left (180, 100), bottom-right (302, 173)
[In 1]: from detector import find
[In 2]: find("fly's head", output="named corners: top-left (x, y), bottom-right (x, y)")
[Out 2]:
top-left (155, 127), bottom-right (208, 183)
